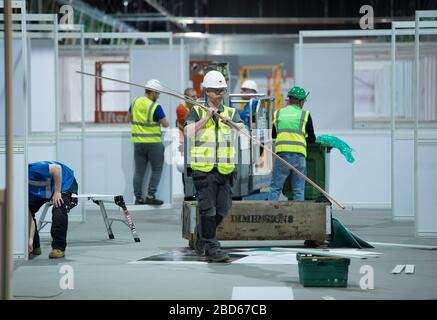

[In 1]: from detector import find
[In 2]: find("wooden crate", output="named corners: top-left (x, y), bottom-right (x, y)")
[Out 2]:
top-left (182, 200), bottom-right (331, 242)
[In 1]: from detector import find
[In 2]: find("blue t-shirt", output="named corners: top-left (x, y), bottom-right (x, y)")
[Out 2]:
top-left (239, 99), bottom-right (258, 128)
top-left (28, 161), bottom-right (75, 204)
top-left (153, 105), bottom-right (166, 122)
top-left (128, 103), bottom-right (166, 122)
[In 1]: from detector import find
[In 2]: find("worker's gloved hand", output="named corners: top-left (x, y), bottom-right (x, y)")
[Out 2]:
top-left (51, 191), bottom-right (64, 208)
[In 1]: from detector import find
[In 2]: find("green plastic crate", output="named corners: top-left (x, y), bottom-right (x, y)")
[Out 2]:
top-left (283, 143), bottom-right (332, 200)
top-left (297, 253), bottom-right (350, 287)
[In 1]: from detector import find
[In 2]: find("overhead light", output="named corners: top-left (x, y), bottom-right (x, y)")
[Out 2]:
top-left (353, 39), bottom-right (363, 44)
top-left (178, 18), bottom-right (195, 24)
top-left (123, 1), bottom-right (129, 7)
top-left (94, 37), bottom-right (100, 42)
top-left (175, 32), bottom-right (207, 38)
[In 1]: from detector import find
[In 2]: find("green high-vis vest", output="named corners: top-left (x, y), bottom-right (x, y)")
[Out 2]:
top-left (130, 96), bottom-right (162, 143)
top-left (274, 105), bottom-right (309, 157)
top-left (190, 105), bottom-right (237, 175)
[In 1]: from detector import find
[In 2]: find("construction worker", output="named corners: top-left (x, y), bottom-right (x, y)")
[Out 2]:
top-left (130, 79), bottom-right (170, 205)
top-left (176, 88), bottom-right (198, 152)
top-left (268, 86), bottom-right (316, 201)
top-left (28, 161), bottom-right (78, 259)
top-left (184, 70), bottom-right (244, 262)
top-left (176, 88), bottom-right (198, 195)
top-left (239, 79), bottom-right (259, 128)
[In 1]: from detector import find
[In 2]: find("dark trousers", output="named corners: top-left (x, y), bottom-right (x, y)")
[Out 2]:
top-left (192, 169), bottom-right (233, 254)
top-left (133, 142), bottom-right (164, 198)
top-left (30, 179), bottom-right (78, 251)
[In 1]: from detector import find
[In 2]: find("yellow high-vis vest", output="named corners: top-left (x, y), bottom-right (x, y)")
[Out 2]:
top-left (130, 96), bottom-right (162, 143)
top-left (274, 105), bottom-right (309, 157)
top-left (190, 105), bottom-right (237, 175)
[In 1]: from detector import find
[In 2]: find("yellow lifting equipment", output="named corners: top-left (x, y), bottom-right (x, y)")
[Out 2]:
top-left (239, 64), bottom-right (284, 110)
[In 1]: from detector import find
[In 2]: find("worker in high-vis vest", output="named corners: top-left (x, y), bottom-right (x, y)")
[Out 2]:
top-left (239, 79), bottom-right (259, 128)
top-left (176, 88), bottom-right (198, 193)
top-left (184, 70), bottom-right (245, 262)
top-left (176, 88), bottom-right (198, 148)
top-left (130, 79), bottom-right (170, 205)
top-left (268, 86), bottom-right (316, 201)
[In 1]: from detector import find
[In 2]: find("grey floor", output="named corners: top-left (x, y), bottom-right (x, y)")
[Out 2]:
top-left (13, 202), bottom-right (437, 300)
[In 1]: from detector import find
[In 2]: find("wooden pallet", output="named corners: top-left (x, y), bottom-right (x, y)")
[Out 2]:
top-left (182, 200), bottom-right (331, 244)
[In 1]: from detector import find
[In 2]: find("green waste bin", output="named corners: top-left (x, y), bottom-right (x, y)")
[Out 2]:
top-left (282, 143), bottom-right (332, 200)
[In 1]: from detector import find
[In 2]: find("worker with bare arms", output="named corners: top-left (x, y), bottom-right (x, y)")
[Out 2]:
top-left (28, 161), bottom-right (78, 259)
top-left (185, 70), bottom-right (245, 262)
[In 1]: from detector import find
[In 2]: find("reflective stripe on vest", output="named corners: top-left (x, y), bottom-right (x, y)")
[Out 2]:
top-left (189, 105), bottom-right (237, 175)
top-left (131, 97), bottom-right (162, 143)
top-left (29, 178), bottom-right (52, 199)
top-left (274, 105), bottom-right (309, 157)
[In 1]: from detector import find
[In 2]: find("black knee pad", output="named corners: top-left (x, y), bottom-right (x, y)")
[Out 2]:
top-left (65, 195), bottom-right (78, 212)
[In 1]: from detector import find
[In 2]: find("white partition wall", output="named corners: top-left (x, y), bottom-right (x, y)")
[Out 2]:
top-left (0, 39), bottom-right (25, 136)
top-left (415, 11), bottom-right (437, 237)
top-left (325, 131), bottom-right (391, 209)
top-left (130, 45), bottom-right (189, 203)
top-left (294, 44), bottom-right (353, 130)
top-left (130, 45), bottom-right (189, 132)
top-left (393, 138), bottom-right (414, 219)
top-left (0, 151), bottom-right (26, 258)
top-left (391, 21), bottom-right (437, 221)
top-left (417, 142), bottom-right (437, 236)
top-left (30, 39), bottom-right (56, 133)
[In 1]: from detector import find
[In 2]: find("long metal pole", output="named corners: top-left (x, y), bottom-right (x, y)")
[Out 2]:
top-left (390, 24), bottom-right (396, 220)
top-left (76, 71), bottom-right (346, 210)
top-left (80, 25), bottom-right (85, 222)
top-left (22, 2), bottom-right (29, 258)
top-left (2, 0), bottom-right (14, 300)
top-left (54, 15), bottom-right (59, 160)
top-left (414, 14), bottom-right (420, 236)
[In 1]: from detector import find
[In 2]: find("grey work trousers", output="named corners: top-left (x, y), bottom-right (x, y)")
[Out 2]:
top-left (133, 142), bottom-right (164, 198)
top-left (192, 169), bottom-right (233, 254)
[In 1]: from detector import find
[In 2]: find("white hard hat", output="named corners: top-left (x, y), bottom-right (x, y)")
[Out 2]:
top-left (201, 70), bottom-right (227, 89)
top-left (145, 79), bottom-right (163, 92)
top-left (241, 79), bottom-right (258, 93)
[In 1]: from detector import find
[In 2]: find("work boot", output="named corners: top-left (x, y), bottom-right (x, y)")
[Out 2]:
top-left (49, 249), bottom-right (65, 259)
top-left (135, 197), bottom-right (146, 205)
top-left (145, 194), bottom-right (163, 206)
top-left (206, 249), bottom-right (230, 263)
top-left (193, 226), bottom-right (205, 256)
top-left (30, 247), bottom-right (42, 256)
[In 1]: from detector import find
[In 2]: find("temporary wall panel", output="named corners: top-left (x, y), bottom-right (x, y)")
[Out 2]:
top-left (30, 39), bottom-right (55, 132)
top-left (0, 152), bottom-right (26, 258)
top-left (0, 39), bottom-right (25, 136)
top-left (295, 44), bottom-right (353, 130)
top-left (130, 45), bottom-right (189, 200)
top-left (393, 138), bottom-right (414, 219)
top-left (417, 142), bottom-right (437, 237)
